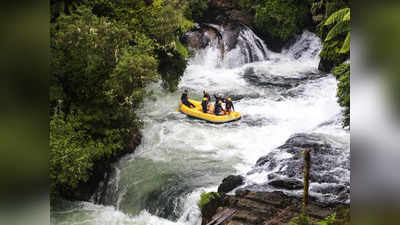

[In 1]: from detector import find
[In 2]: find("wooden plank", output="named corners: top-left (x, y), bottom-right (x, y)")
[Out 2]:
top-left (206, 208), bottom-right (237, 225)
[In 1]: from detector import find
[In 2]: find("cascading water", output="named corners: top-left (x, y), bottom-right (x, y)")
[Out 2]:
top-left (51, 28), bottom-right (349, 225)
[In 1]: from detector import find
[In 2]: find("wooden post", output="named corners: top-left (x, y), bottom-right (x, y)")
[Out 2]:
top-left (303, 149), bottom-right (311, 209)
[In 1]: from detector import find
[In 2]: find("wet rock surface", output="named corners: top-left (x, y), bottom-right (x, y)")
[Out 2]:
top-left (201, 190), bottom-right (349, 225)
top-left (268, 178), bottom-right (304, 190)
top-left (218, 175), bottom-right (244, 194)
top-left (249, 133), bottom-right (350, 203)
top-left (183, 23), bottom-right (268, 66)
top-left (243, 67), bottom-right (325, 89)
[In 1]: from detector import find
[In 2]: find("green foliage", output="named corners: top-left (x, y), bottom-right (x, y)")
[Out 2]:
top-left (340, 32), bottom-right (350, 53)
top-left (254, 0), bottom-right (311, 41)
top-left (87, 0), bottom-right (193, 84)
top-left (50, 0), bottom-right (196, 200)
top-left (324, 8), bottom-right (350, 42)
top-left (325, 0), bottom-right (348, 19)
top-left (157, 48), bottom-right (187, 92)
top-left (289, 212), bottom-right (312, 225)
top-left (184, 0), bottom-right (208, 21)
top-left (318, 6), bottom-right (350, 73)
top-left (237, 0), bottom-right (262, 12)
top-left (50, 110), bottom-right (94, 193)
top-left (319, 40), bottom-right (348, 71)
top-left (317, 213), bottom-right (337, 225)
top-left (317, 209), bottom-right (350, 225)
top-left (324, 8), bottom-right (350, 27)
top-left (197, 192), bottom-right (221, 209)
top-left (333, 63), bottom-right (350, 127)
top-left (50, 7), bottom-right (147, 197)
top-left (319, 8), bottom-right (351, 127)
top-left (175, 38), bottom-right (189, 59)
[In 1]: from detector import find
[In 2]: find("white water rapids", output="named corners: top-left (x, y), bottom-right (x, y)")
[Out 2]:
top-left (51, 29), bottom-right (349, 225)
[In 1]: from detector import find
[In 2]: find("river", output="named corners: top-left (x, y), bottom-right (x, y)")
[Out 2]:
top-left (51, 28), bottom-right (349, 225)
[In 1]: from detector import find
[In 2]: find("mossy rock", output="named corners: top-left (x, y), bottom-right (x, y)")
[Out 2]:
top-left (197, 192), bottom-right (221, 209)
top-left (198, 192), bottom-right (224, 225)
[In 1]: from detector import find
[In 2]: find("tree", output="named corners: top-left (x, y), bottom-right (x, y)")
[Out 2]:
top-left (50, 6), bottom-right (160, 198)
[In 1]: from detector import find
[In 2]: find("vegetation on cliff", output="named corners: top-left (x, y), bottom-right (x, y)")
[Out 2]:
top-left (333, 63), bottom-right (350, 127)
top-left (50, 0), bottom-right (193, 200)
top-left (318, 7), bottom-right (350, 127)
top-left (253, 0), bottom-right (311, 42)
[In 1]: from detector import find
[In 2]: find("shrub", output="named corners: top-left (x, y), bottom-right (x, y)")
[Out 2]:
top-left (289, 212), bottom-right (313, 225)
top-left (184, 0), bottom-right (209, 21)
top-left (317, 213), bottom-right (337, 225)
top-left (254, 0), bottom-right (311, 42)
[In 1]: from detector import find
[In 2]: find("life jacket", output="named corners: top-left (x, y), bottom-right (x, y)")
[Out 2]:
top-left (215, 103), bottom-right (222, 115)
top-left (204, 93), bottom-right (211, 102)
top-left (225, 100), bottom-right (233, 110)
top-left (181, 93), bottom-right (188, 102)
top-left (201, 100), bottom-right (208, 113)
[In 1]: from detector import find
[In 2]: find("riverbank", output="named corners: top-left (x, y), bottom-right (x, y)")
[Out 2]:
top-left (200, 190), bottom-right (349, 225)
top-left (55, 131), bottom-right (142, 203)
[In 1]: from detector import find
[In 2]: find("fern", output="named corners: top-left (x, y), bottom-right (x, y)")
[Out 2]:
top-left (324, 8), bottom-right (350, 26)
top-left (340, 32), bottom-right (350, 53)
top-left (325, 20), bottom-right (350, 41)
top-left (324, 7), bottom-right (350, 54)
top-left (343, 10), bottom-right (350, 21)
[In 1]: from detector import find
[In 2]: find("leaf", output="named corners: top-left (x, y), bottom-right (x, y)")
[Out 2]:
top-left (343, 11), bottom-right (350, 22)
top-left (175, 39), bottom-right (189, 58)
top-left (325, 20), bottom-right (350, 41)
top-left (340, 32), bottom-right (350, 53)
top-left (324, 7), bottom-right (350, 26)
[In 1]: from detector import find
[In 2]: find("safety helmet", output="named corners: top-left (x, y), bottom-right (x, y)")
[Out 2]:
top-left (227, 97), bottom-right (232, 101)
top-left (203, 97), bottom-right (208, 101)
top-left (218, 100), bottom-right (222, 104)
top-left (218, 93), bottom-right (222, 97)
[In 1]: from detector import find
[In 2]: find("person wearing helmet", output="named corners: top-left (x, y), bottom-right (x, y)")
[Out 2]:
top-left (225, 97), bottom-right (234, 114)
top-left (203, 90), bottom-right (211, 102)
top-left (181, 89), bottom-right (195, 108)
top-left (201, 97), bottom-right (209, 113)
top-left (214, 100), bottom-right (224, 115)
top-left (213, 93), bottom-right (224, 105)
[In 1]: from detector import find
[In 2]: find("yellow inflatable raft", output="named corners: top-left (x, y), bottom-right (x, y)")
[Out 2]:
top-left (178, 100), bottom-right (241, 123)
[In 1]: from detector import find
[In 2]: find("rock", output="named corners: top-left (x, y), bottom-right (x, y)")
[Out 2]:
top-left (200, 193), bottom-right (225, 225)
top-left (268, 179), bottom-right (304, 190)
top-left (250, 133), bottom-right (350, 204)
top-left (200, 190), bottom-right (349, 225)
top-left (218, 175), bottom-right (244, 193)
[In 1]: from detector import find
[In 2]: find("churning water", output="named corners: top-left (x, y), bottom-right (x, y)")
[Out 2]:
top-left (51, 29), bottom-right (349, 225)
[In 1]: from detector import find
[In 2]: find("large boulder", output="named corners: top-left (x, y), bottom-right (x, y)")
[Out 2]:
top-left (268, 178), bottom-right (303, 190)
top-left (218, 175), bottom-right (244, 193)
top-left (251, 133), bottom-right (350, 203)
